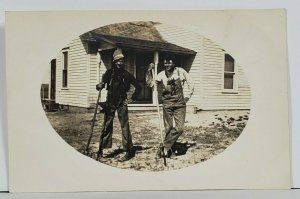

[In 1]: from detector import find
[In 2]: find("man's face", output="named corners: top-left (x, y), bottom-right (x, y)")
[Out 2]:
top-left (114, 58), bottom-right (125, 69)
top-left (164, 59), bottom-right (175, 72)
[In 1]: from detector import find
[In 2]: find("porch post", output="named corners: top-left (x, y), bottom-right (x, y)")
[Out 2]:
top-left (153, 51), bottom-right (159, 105)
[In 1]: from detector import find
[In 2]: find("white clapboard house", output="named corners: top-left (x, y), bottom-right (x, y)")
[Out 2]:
top-left (41, 22), bottom-right (251, 111)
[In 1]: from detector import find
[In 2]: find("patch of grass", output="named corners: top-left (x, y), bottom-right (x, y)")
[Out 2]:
top-left (46, 110), bottom-right (248, 171)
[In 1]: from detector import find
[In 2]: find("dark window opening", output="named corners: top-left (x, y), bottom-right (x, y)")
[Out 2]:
top-left (224, 54), bottom-right (235, 90)
top-left (50, 59), bottom-right (56, 99)
top-left (62, 51), bottom-right (68, 87)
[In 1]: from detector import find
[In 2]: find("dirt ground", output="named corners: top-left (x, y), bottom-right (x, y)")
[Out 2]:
top-left (45, 109), bottom-right (250, 171)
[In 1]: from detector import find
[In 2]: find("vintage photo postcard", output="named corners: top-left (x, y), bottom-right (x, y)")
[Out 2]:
top-left (6, 10), bottom-right (291, 192)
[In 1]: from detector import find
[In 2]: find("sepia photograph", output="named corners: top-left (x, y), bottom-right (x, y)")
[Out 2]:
top-left (40, 21), bottom-right (251, 171)
top-left (6, 10), bottom-right (290, 192)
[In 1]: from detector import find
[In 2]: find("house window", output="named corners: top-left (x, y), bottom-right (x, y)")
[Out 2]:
top-left (223, 54), bottom-right (237, 92)
top-left (62, 51), bottom-right (68, 87)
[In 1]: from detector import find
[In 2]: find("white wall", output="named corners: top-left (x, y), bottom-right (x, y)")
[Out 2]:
top-left (55, 38), bottom-right (89, 107)
top-left (156, 24), bottom-right (251, 110)
top-left (201, 38), bottom-right (251, 109)
top-left (155, 23), bottom-right (203, 107)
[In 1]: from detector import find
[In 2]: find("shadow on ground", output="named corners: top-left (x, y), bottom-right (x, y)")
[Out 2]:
top-left (172, 142), bottom-right (197, 156)
top-left (46, 110), bottom-right (250, 171)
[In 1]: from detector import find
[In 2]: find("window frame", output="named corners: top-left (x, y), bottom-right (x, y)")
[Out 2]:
top-left (62, 49), bottom-right (69, 89)
top-left (222, 53), bottom-right (238, 94)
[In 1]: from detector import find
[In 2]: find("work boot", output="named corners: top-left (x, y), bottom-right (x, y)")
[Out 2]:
top-left (167, 149), bottom-right (176, 159)
top-left (119, 148), bottom-right (135, 162)
top-left (156, 144), bottom-right (166, 159)
top-left (96, 149), bottom-right (103, 161)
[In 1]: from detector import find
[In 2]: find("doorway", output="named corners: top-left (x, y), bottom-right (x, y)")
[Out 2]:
top-left (50, 59), bottom-right (56, 100)
top-left (135, 52), bottom-right (153, 104)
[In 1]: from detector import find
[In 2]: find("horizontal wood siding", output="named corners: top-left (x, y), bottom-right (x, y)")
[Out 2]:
top-left (87, 53), bottom-right (100, 106)
top-left (56, 38), bottom-right (89, 107)
top-left (88, 50), bottom-right (118, 105)
top-left (156, 24), bottom-right (251, 110)
top-left (201, 38), bottom-right (251, 110)
top-left (155, 24), bottom-right (203, 107)
top-left (55, 24), bottom-right (251, 110)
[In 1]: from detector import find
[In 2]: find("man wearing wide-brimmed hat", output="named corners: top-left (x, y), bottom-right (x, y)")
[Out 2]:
top-left (96, 48), bottom-right (141, 162)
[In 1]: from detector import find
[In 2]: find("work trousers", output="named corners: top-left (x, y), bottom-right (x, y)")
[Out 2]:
top-left (99, 102), bottom-right (133, 150)
top-left (163, 105), bottom-right (186, 150)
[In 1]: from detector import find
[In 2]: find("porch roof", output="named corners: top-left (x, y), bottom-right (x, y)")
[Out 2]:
top-left (80, 32), bottom-right (196, 55)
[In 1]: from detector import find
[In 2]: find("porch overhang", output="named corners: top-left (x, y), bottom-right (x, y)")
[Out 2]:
top-left (80, 32), bottom-right (196, 55)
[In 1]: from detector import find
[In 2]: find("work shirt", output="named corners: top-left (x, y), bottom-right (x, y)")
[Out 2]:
top-left (147, 67), bottom-right (194, 107)
top-left (101, 68), bottom-right (141, 106)
top-left (156, 67), bottom-right (194, 99)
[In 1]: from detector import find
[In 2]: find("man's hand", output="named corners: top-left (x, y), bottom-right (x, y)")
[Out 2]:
top-left (184, 97), bottom-right (189, 103)
top-left (96, 83), bottom-right (105, 91)
top-left (126, 99), bottom-right (133, 104)
top-left (124, 98), bottom-right (134, 105)
top-left (131, 93), bottom-right (138, 101)
top-left (148, 63), bottom-right (155, 71)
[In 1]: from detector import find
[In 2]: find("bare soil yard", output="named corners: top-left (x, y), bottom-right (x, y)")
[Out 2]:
top-left (45, 109), bottom-right (249, 171)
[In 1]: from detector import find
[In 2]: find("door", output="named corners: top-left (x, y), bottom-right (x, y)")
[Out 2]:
top-left (50, 59), bottom-right (56, 100)
top-left (135, 52), bottom-right (153, 104)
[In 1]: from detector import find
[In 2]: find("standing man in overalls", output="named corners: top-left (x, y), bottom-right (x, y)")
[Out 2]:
top-left (147, 55), bottom-right (194, 158)
top-left (96, 48), bottom-right (141, 162)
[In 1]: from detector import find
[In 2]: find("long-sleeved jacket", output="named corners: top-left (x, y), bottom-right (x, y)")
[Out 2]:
top-left (99, 68), bottom-right (141, 104)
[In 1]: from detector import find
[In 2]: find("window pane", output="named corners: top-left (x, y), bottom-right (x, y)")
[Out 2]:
top-left (224, 74), bottom-right (234, 89)
top-left (63, 69), bottom-right (68, 87)
top-left (225, 61), bottom-right (234, 72)
top-left (225, 54), bottom-right (234, 72)
top-left (136, 65), bottom-right (144, 81)
top-left (63, 52), bottom-right (68, 70)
